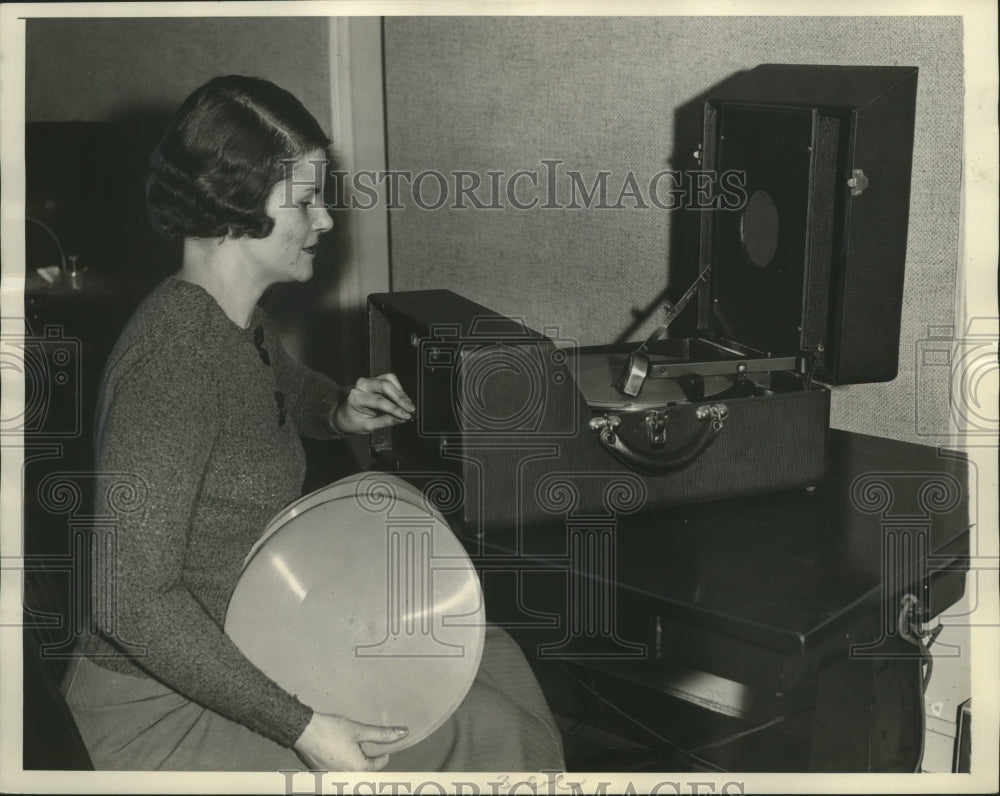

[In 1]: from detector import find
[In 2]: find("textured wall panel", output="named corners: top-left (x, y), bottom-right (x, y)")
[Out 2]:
top-left (383, 16), bottom-right (964, 445)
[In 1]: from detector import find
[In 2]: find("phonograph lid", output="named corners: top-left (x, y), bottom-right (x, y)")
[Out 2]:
top-left (225, 472), bottom-right (485, 755)
top-left (697, 65), bottom-right (917, 384)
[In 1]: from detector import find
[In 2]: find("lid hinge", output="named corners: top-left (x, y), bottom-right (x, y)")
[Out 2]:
top-left (799, 344), bottom-right (827, 389)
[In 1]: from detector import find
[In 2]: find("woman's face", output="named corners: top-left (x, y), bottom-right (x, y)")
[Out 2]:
top-left (240, 148), bottom-right (333, 287)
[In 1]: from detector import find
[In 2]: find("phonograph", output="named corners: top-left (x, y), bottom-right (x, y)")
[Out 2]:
top-left (367, 65), bottom-right (919, 538)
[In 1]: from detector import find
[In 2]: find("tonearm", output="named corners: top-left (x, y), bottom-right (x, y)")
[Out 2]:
top-left (614, 266), bottom-right (712, 398)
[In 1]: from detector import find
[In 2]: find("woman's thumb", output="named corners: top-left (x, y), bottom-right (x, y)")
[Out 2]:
top-left (356, 723), bottom-right (409, 744)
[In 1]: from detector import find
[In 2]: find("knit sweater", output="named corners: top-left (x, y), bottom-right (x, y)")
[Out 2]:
top-left (80, 276), bottom-right (344, 749)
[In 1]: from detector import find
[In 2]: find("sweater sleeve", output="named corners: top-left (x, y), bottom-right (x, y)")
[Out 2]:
top-left (93, 349), bottom-right (313, 748)
top-left (265, 319), bottom-right (346, 440)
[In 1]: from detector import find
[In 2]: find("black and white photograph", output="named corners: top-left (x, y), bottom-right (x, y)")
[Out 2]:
top-left (1, 2), bottom-right (997, 794)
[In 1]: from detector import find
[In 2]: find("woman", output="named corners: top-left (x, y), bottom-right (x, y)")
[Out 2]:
top-left (63, 75), bottom-right (564, 773)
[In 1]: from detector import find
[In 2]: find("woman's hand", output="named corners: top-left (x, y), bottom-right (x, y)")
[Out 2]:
top-left (294, 712), bottom-right (408, 771)
top-left (332, 373), bottom-right (416, 435)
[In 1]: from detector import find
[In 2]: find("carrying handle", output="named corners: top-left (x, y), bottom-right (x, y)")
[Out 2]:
top-left (588, 404), bottom-right (728, 476)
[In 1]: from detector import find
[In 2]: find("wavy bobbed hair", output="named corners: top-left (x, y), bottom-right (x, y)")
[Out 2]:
top-left (147, 75), bottom-right (331, 240)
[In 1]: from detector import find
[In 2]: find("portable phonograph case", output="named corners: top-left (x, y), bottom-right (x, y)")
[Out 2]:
top-left (368, 65), bottom-right (919, 537)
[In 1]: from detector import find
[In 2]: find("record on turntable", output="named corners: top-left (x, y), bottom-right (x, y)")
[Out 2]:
top-left (226, 473), bottom-right (484, 755)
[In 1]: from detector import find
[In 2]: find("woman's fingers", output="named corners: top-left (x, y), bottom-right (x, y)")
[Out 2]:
top-left (351, 391), bottom-right (412, 422)
top-left (361, 374), bottom-right (416, 413)
top-left (378, 372), bottom-right (405, 394)
top-left (353, 724), bottom-right (406, 771)
top-left (369, 753), bottom-right (391, 771)
top-left (294, 713), bottom-right (406, 771)
top-left (353, 723), bottom-right (409, 744)
top-left (350, 724), bottom-right (406, 771)
top-left (333, 373), bottom-right (416, 435)
top-left (352, 378), bottom-right (414, 420)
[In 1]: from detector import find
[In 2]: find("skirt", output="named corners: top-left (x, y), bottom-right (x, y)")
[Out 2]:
top-left (63, 626), bottom-right (565, 772)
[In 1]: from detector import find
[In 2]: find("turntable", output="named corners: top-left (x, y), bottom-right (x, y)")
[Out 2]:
top-left (368, 64), bottom-right (919, 535)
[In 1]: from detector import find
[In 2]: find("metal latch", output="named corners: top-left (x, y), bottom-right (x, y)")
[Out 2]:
top-left (847, 168), bottom-right (869, 197)
top-left (588, 414), bottom-right (622, 441)
top-left (645, 409), bottom-right (668, 448)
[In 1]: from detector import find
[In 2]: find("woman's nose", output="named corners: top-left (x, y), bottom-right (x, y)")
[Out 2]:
top-left (311, 207), bottom-right (334, 232)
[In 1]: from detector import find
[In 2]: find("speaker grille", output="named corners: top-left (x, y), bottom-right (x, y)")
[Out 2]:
top-left (740, 190), bottom-right (780, 269)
